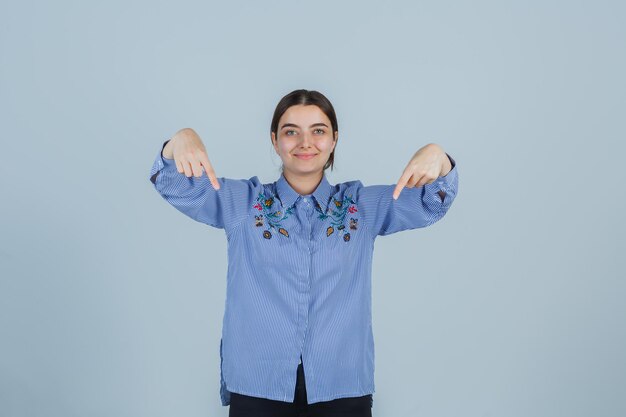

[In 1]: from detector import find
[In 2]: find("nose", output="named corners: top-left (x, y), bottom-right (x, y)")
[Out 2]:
top-left (299, 132), bottom-right (313, 148)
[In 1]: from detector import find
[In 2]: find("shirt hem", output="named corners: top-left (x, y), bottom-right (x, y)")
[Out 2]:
top-left (221, 386), bottom-right (375, 407)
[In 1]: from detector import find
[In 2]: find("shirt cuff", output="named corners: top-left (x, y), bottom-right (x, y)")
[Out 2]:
top-left (150, 139), bottom-right (175, 185)
top-left (161, 139), bottom-right (175, 161)
top-left (424, 153), bottom-right (458, 204)
top-left (444, 153), bottom-right (455, 172)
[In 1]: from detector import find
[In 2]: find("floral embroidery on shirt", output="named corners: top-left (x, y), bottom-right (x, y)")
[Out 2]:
top-left (253, 192), bottom-right (294, 239)
top-left (314, 196), bottom-right (358, 242)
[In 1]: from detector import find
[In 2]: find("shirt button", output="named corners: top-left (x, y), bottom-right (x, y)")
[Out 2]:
top-left (303, 197), bottom-right (308, 203)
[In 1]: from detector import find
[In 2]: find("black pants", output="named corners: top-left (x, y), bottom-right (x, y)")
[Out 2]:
top-left (228, 359), bottom-right (373, 417)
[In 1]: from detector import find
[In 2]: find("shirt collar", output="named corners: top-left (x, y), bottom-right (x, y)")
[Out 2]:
top-left (275, 172), bottom-right (333, 212)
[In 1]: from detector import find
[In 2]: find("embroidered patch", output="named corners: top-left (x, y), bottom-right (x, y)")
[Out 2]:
top-left (314, 196), bottom-right (358, 242)
top-left (253, 192), bottom-right (294, 239)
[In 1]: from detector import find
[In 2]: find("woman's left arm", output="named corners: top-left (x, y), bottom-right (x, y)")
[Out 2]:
top-left (356, 143), bottom-right (459, 237)
top-left (393, 143), bottom-right (454, 199)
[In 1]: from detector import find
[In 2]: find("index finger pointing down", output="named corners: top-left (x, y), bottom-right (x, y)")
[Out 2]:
top-left (200, 154), bottom-right (220, 190)
top-left (392, 170), bottom-right (411, 200)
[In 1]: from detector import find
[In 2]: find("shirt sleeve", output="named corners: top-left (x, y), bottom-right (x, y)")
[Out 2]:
top-left (355, 153), bottom-right (459, 237)
top-left (149, 139), bottom-right (261, 232)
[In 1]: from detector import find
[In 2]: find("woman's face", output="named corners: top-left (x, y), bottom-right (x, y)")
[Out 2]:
top-left (271, 104), bottom-right (337, 177)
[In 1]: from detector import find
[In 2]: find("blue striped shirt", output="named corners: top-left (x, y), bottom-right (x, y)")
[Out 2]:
top-left (149, 140), bottom-right (459, 407)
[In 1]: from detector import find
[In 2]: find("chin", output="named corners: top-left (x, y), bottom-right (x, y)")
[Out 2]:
top-left (287, 166), bottom-right (324, 176)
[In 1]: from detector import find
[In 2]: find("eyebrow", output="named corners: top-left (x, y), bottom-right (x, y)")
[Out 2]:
top-left (280, 122), bottom-right (329, 130)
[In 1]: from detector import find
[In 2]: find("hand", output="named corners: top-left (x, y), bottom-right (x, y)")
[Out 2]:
top-left (392, 143), bottom-right (450, 200)
top-left (165, 128), bottom-right (220, 190)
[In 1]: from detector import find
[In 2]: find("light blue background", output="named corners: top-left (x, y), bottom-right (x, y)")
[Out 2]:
top-left (1, 1), bottom-right (624, 416)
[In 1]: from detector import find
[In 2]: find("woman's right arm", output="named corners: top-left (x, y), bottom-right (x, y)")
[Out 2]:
top-left (149, 128), bottom-right (261, 231)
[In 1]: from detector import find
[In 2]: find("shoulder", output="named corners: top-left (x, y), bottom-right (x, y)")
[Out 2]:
top-left (331, 179), bottom-right (365, 196)
top-left (220, 175), bottom-right (264, 189)
top-left (214, 176), bottom-right (266, 205)
top-left (331, 179), bottom-right (363, 190)
top-left (237, 176), bottom-right (281, 203)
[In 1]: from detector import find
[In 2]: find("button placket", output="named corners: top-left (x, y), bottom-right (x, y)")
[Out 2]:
top-left (297, 196), bottom-right (314, 370)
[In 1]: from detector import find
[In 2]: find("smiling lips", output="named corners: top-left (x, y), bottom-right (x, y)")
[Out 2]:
top-left (294, 153), bottom-right (317, 160)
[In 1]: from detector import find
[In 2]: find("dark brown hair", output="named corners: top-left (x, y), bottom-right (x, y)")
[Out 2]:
top-left (270, 89), bottom-right (339, 171)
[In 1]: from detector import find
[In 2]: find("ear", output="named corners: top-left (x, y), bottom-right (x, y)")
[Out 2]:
top-left (271, 132), bottom-right (279, 153)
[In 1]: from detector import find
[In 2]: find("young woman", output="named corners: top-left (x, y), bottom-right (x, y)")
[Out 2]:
top-left (149, 89), bottom-right (459, 417)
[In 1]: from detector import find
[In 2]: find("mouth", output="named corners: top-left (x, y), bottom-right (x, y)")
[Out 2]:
top-left (294, 153), bottom-right (317, 160)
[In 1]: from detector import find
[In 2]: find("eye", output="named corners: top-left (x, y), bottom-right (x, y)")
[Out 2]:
top-left (285, 129), bottom-right (297, 136)
top-left (314, 128), bottom-right (325, 134)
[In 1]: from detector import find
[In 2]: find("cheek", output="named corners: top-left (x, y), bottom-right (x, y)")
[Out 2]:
top-left (276, 141), bottom-right (294, 155)
top-left (319, 140), bottom-right (335, 152)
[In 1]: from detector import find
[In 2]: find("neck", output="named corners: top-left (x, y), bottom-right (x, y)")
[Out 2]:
top-left (283, 169), bottom-right (323, 196)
